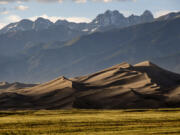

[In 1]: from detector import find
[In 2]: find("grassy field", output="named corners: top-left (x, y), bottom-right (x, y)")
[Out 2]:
top-left (0, 109), bottom-right (180, 135)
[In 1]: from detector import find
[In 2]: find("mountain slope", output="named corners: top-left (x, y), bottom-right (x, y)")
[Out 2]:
top-left (0, 10), bottom-right (178, 56)
top-left (156, 11), bottom-right (180, 21)
top-left (0, 61), bottom-right (180, 110)
top-left (0, 25), bottom-right (85, 55)
top-left (0, 10), bottom-right (155, 56)
top-left (152, 53), bottom-right (180, 73)
top-left (0, 16), bottom-right (179, 83)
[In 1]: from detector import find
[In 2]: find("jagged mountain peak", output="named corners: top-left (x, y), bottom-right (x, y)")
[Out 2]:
top-left (140, 10), bottom-right (154, 22)
top-left (104, 10), bottom-right (122, 16)
top-left (141, 10), bottom-right (154, 20)
top-left (17, 19), bottom-right (33, 30)
top-left (33, 17), bottom-right (53, 30)
top-left (91, 10), bottom-right (126, 27)
top-left (35, 17), bottom-right (53, 23)
top-left (96, 9), bottom-right (125, 18)
top-left (129, 14), bottom-right (137, 17)
top-left (0, 19), bottom-right (34, 34)
top-left (19, 19), bottom-right (33, 24)
top-left (142, 10), bottom-right (153, 16)
top-left (90, 10), bottom-right (155, 30)
top-left (55, 19), bottom-right (69, 25)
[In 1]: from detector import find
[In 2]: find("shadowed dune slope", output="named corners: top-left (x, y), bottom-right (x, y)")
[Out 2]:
top-left (0, 61), bottom-right (180, 110)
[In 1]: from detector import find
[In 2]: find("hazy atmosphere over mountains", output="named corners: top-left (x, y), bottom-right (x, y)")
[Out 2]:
top-left (0, 10), bottom-right (180, 83)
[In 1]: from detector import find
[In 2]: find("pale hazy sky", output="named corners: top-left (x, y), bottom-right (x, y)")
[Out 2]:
top-left (0, 0), bottom-right (179, 28)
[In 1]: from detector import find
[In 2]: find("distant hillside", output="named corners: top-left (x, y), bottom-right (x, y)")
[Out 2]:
top-left (0, 61), bottom-right (180, 110)
top-left (0, 13), bottom-right (179, 83)
top-left (152, 53), bottom-right (180, 73)
top-left (156, 11), bottom-right (180, 21)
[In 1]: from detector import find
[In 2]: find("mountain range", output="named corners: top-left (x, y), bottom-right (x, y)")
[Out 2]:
top-left (0, 10), bottom-right (154, 35)
top-left (0, 61), bottom-right (180, 110)
top-left (0, 10), bottom-right (179, 83)
top-left (0, 10), bottom-right (155, 56)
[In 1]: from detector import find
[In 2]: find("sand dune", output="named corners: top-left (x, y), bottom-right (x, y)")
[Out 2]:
top-left (0, 61), bottom-right (180, 110)
top-left (0, 82), bottom-right (36, 91)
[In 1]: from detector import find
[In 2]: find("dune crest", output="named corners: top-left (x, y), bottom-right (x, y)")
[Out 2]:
top-left (0, 61), bottom-right (180, 110)
top-left (134, 61), bottom-right (155, 66)
top-left (0, 82), bottom-right (36, 90)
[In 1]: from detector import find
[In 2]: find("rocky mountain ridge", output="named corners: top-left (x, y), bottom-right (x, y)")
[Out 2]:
top-left (0, 10), bottom-right (154, 35)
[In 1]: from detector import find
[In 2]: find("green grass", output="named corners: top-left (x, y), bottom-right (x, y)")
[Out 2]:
top-left (0, 109), bottom-right (180, 135)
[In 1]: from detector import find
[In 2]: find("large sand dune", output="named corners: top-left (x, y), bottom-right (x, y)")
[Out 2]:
top-left (0, 61), bottom-right (180, 110)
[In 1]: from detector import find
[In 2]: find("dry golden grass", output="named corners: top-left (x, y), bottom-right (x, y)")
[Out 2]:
top-left (0, 108), bottom-right (180, 135)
